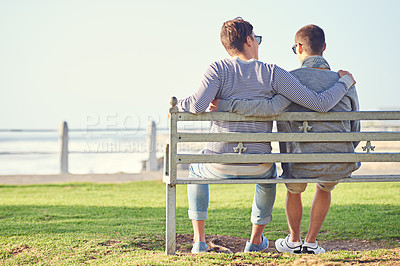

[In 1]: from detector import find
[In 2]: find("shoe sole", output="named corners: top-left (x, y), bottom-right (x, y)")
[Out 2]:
top-left (244, 247), bottom-right (268, 253)
top-left (244, 240), bottom-right (269, 252)
top-left (302, 246), bottom-right (325, 254)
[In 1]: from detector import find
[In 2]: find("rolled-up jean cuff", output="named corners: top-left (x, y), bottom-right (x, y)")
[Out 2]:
top-left (251, 214), bottom-right (272, 225)
top-left (188, 210), bottom-right (208, 221)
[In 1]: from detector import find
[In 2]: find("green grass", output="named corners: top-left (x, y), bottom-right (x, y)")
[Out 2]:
top-left (0, 181), bottom-right (399, 265)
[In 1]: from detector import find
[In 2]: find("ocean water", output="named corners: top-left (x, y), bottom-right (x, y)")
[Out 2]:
top-left (0, 130), bottom-right (169, 175)
top-left (1, 122), bottom-right (399, 175)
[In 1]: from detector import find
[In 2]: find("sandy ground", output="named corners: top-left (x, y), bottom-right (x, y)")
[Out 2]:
top-left (0, 171), bottom-right (166, 185)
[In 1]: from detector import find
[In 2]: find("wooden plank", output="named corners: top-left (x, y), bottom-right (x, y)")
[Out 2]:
top-left (165, 175), bottom-right (400, 185)
top-left (176, 153), bottom-right (400, 164)
top-left (177, 132), bottom-right (400, 143)
top-left (174, 111), bottom-right (400, 122)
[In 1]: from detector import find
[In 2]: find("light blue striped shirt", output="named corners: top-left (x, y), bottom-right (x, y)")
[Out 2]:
top-left (177, 57), bottom-right (353, 154)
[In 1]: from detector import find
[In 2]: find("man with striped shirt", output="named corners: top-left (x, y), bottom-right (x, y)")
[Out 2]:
top-left (214, 25), bottom-right (360, 254)
top-left (177, 18), bottom-right (355, 253)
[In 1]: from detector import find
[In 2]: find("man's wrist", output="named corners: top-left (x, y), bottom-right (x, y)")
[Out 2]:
top-left (217, 99), bottom-right (233, 112)
top-left (338, 75), bottom-right (354, 89)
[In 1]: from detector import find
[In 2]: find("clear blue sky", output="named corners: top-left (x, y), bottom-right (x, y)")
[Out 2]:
top-left (1, 0), bottom-right (399, 130)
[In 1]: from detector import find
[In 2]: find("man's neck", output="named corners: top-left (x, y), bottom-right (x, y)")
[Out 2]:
top-left (300, 55), bottom-right (330, 70)
top-left (300, 54), bottom-right (322, 62)
top-left (231, 52), bottom-right (256, 61)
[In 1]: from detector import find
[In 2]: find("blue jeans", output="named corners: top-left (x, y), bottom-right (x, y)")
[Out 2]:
top-left (187, 163), bottom-right (277, 225)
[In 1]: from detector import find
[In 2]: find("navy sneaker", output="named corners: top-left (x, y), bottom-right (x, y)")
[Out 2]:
top-left (244, 235), bottom-right (269, 252)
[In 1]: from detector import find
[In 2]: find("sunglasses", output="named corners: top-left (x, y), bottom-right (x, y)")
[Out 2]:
top-left (292, 43), bottom-right (302, 54)
top-left (254, 35), bottom-right (262, 45)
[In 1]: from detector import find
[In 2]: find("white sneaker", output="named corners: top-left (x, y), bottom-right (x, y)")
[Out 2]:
top-left (302, 241), bottom-right (325, 254)
top-left (275, 234), bottom-right (302, 254)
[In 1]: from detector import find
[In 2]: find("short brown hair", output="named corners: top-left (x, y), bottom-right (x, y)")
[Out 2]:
top-left (220, 17), bottom-right (254, 54)
top-left (295, 24), bottom-right (325, 55)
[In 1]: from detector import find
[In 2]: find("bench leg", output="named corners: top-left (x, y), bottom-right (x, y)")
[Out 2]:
top-left (166, 184), bottom-right (177, 255)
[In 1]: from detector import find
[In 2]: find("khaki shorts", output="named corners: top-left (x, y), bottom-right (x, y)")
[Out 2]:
top-left (286, 181), bottom-right (338, 194)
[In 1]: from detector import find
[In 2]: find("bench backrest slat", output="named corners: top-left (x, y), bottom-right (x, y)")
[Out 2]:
top-left (174, 111), bottom-right (400, 122)
top-left (176, 132), bottom-right (400, 142)
top-left (177, 153), bottom-right (400, 164)
top-left (173, 175), bottom-right (400, 185)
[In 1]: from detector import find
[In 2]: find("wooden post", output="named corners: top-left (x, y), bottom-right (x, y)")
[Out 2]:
top-left (166, 96), bottom-right (178, 254)
top-left (168, 97), bottom-right (178, 184)
top-left (59, 121), bottom-right (69, 174)
top-left (166, 184), bottom-right (177, 254)
top-left (146, 120), bottom-right (158, 171)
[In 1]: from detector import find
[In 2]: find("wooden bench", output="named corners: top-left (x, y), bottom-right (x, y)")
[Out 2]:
top-left (163, 96), bottom-right (400, 254)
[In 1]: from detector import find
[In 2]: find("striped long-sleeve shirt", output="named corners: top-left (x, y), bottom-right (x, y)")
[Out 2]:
top-left (177, 57), bottom-right (353, 155)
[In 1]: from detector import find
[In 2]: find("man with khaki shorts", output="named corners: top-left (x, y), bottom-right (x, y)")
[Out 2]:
top-left (213, 24), bottom-right (360, 254)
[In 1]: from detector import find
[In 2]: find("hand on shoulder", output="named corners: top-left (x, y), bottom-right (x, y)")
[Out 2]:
top-left (338, 70), bottom-right (356, 86)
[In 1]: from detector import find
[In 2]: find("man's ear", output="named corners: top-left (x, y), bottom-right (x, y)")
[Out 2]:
top-left (245, 35), bottom-right (253, 47)
top-left (323, 43), bottom-right (327, 52)
top-left (298, 43), bottom-right (303, 54)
